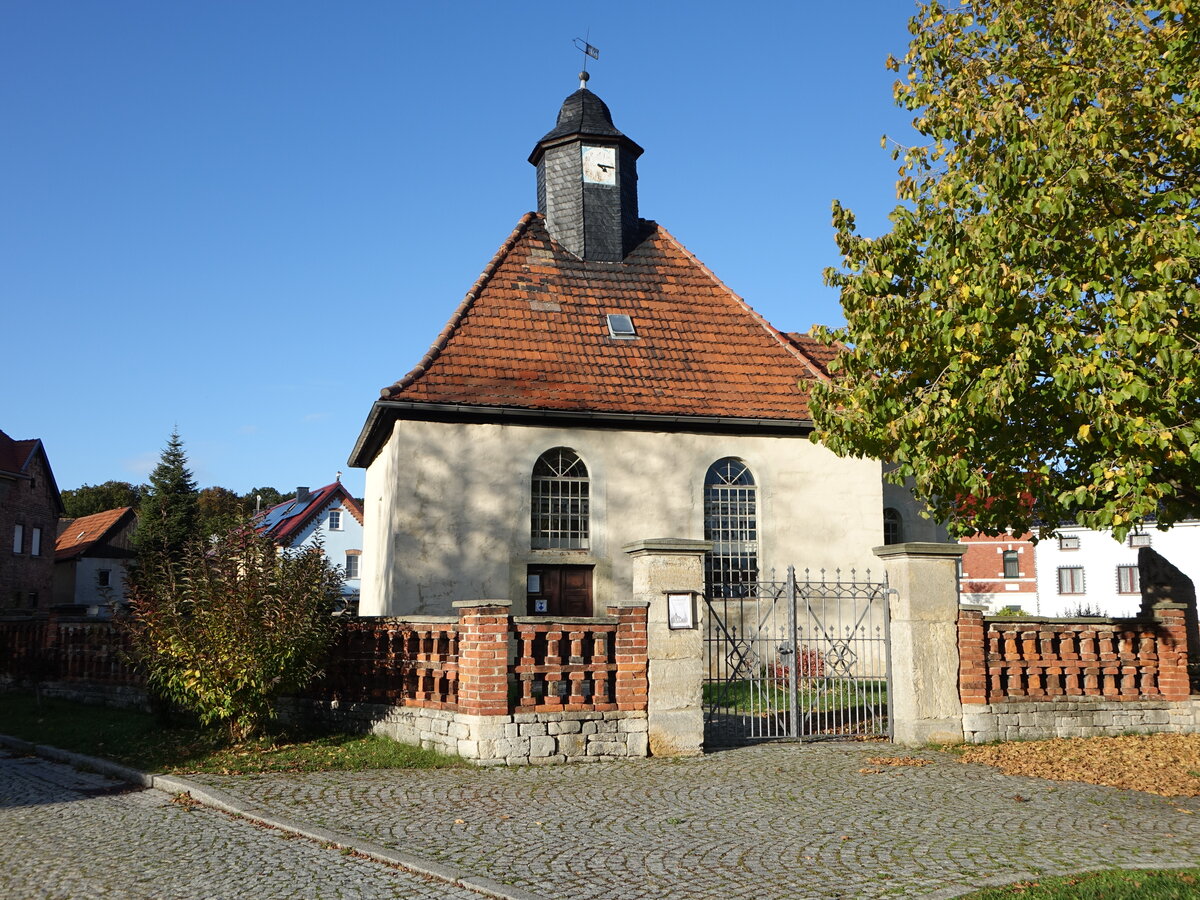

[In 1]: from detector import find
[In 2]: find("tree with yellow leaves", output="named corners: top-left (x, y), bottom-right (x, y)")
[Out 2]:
top-left (814, 0), bottom-right (1200, 538)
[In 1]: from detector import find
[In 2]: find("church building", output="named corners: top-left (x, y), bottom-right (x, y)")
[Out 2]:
top-left (349, 76), bottom-right (890, 617)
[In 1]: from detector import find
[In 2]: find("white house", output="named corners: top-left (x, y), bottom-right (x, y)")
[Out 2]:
top-left (255, 481), bottom-right (364, 610)
top-left (350, 78), bottom-right (896, 617)
top-left (1034, 521), bottom-right (1200, 617)
top-left (53, 506), bottom-right (137, 615)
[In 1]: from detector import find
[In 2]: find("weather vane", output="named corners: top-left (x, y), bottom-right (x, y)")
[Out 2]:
top-left (573, 34), bottom-right (599, 88)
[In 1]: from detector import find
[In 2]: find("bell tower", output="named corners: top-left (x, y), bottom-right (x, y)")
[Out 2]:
top-left (529, 72), bottom-right (644, 262)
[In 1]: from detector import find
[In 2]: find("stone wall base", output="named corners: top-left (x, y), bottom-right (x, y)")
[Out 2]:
top-left (1, 677), bottom-right (149, 712)
top-left (963, 697), bottom-right (1200, 743)
top-left (278, 698), bottom-right (649, 765)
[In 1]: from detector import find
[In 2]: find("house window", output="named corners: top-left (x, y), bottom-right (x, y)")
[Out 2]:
top-left (1117, 565), bottom-right (1140, 595)
top-left (345, 553), bottom-right (360, 579)
top-left (1129, 532), bottom-right (1151, 548)
top-left (1059, 535), bottom-right (1079, 550)
top-left (1003, 550), bottom-right (1019, 578)
top-left (704, 458), bottom-right (759, 598)
top-left (1058, 566), bottom-right (1085, 595)
top-left (329, 509), bottom-right (343, 531)
top-left (98, 570), bottom-right (111, 588)
top-left (531, 448), bottom-right (590, 550)
top-left (31, 527), bottom-right (41, 557)
top-left (12, 524), bottom-right (23, 554)
top-left (883, 508), bottom-right (902, 545)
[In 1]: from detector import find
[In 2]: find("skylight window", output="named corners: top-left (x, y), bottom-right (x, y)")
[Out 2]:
top-left (606, 314), bottom-right (636, 339)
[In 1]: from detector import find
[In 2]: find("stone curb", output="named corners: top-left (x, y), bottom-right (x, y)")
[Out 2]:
top-left (0, 733), bottom-right (548, 900)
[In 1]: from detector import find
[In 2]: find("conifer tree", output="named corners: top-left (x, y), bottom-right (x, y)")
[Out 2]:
top-left (135, 429), bottom-right (200, 562)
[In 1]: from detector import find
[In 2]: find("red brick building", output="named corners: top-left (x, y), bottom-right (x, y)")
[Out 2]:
top-left (958, 531), bottom-right (1037, 613)
top-left (1, 429), bottom-right (64, 613)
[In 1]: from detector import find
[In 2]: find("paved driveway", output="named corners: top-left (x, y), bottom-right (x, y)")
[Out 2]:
top-left (188, 743), bottom-right (1200, 899)
top-left (0, 750), bottom-right (485, 900)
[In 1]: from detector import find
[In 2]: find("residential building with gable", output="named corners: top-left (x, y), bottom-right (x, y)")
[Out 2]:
top-left (254, 481), bottom-right (364, 609)
top-left (1, 429), bottom-right (64, 613)
top-left (1034, 521), bottom-right (1200, 618)
top-left (350, 78), bottom-right (905, 618)
top-left (53, 506), bottom-right (137, 614)
top-left (957, 531), bottom-right (1038, 613)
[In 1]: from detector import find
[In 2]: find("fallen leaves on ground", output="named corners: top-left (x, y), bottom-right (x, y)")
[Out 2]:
top-left (858, 755), bottom-right (933, 776)
top-left (961, 733), bottom-right (1200, 797)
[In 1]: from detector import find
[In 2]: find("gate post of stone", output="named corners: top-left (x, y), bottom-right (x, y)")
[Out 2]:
top-left (873, 542), bottom-right (968, 747)
top-left (624, 538), bottom-right (711, 757)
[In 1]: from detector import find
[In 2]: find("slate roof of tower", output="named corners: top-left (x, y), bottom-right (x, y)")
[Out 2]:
top-left (537, 88), bottom-right (628, 143)
top-left (379, 213), bottom-right (834, 421)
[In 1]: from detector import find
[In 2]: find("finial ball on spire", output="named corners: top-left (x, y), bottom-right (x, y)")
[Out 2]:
top-left (578, 70), bottom-right (590, 89)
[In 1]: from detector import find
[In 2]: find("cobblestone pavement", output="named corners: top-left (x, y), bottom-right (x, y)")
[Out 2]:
top-left (187, 743), bottom-right (1200, 900)
top-left (0, 750), bottom-right (487, 900)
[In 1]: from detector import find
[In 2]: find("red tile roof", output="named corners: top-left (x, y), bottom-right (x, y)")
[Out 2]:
top-left (55, 507), bottom-right (135, 560)
top-left (0, 429), bottom-right (40, 476)
top-left (254, 482), bottom-right (364, 546)
top-left (380, 214), bottom-right (832, 421)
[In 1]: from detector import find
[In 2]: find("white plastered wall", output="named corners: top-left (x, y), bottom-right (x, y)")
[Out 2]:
top-left (1034, 521), bottom-right (1200, 617)
top-left (360, 419), bottom-right (884, 616)
top-left (882, 477), bottom-right (950, 544)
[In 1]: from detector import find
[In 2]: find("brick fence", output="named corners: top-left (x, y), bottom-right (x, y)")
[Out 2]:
top-left (0, 601), bottom-right (649, 764)
top-left (957, 601), bottom-right (1198, 741)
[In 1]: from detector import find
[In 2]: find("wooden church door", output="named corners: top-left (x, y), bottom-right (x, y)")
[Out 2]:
top-left (527, 565), bottom-right (593, 617)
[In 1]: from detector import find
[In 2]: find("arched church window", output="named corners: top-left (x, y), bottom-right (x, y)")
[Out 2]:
top-left (883, 508), bottom-right (903, 545)
top-left (704, 459), bottom-right (758, 598)
top-left (531, 448), bottom-right (590, 550)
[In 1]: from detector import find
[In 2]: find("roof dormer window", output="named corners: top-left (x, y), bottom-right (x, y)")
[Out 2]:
top-left (606, 314), bottom-right (636, 339)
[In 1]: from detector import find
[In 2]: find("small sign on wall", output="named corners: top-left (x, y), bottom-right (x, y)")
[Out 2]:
top-left (667, 592), bottom-right (696, 630)
top-left (534, 597), bottom-right (549, 614)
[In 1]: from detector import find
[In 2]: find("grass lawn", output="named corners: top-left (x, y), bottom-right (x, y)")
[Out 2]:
top-left (702, 677), bottom-right (886, 716)
top-left (959, 868), bottom-right (1200, 898)
top-left (0, 691), bottom-right (464, 774)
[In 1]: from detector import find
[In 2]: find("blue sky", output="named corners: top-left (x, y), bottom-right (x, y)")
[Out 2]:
top-left (3, 1), bottom-right (921, 499)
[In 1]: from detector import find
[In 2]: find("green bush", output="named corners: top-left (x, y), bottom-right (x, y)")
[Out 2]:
top-left (126, 527), bottom-right (343, 741)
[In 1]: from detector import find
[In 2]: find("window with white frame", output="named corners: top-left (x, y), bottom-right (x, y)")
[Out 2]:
top-left (345, 553), bottom-right (360, 579)
top-left (328, 509), bottom-right (343, 531)
top-left (1059, 534), bottom-right (1079, 550)
top-left (1117, 565), bottom-right (1139, 594)
top-left (1129, 532), bottom-right (1151, 548)
top-left (31, 527), bottom-right (41, 557)
top-left (1058, 566), bottom-right (1085, 595)
top-left (531, 448), bottom-right (590, 549)
top-left (1003, 550), bottom-right (1019, 578)
top-left (704, 458), bottom-right (759, 598)
top-left (883, 508), bottom-right (902, 545)
top-left (12, 524), bottom-right (23, 554)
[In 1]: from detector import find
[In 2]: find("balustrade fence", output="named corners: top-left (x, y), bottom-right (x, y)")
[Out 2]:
top-left (958, 603), bottom-right (1191, 705)
top-left (0, 603), bottom-right (648, 718)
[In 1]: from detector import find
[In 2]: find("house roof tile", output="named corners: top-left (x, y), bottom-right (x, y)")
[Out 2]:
top-left (254, 482), bottom-right (363, 547)
top-left (55, 507), bottom-right (135, 560)
top-left (380, 213), bottom-right (832, 421)
top-left (0, 429), bottom-right (40, 477)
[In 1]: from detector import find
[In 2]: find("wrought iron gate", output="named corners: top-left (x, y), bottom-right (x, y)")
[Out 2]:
top-left (703, 566), bottom-right (892, 745)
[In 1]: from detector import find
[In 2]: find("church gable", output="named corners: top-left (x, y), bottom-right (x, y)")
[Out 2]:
top-left (380, 213), bottom-right (829, 422)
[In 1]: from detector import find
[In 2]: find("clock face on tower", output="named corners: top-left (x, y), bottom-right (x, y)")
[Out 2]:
top-left (581, 145), bottom-right (617, 185)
